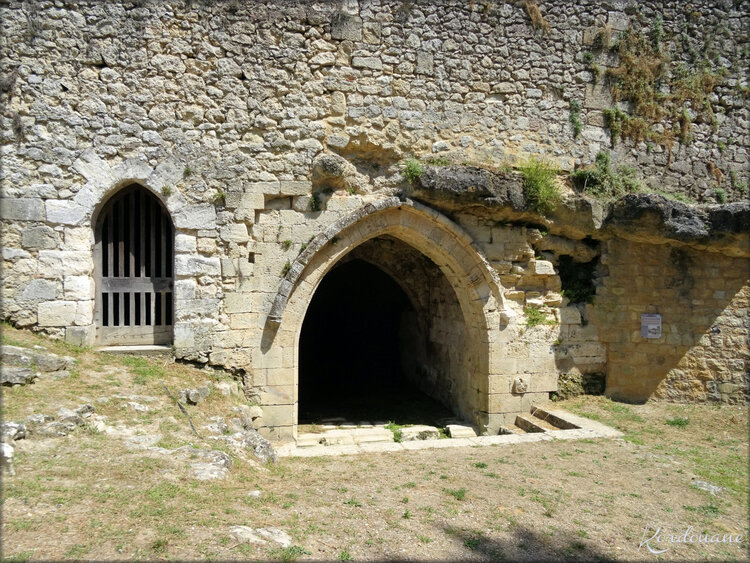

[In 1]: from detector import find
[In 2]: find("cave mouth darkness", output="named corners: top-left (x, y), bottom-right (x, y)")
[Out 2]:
top-left (298, 257), bottom-right (454, 426)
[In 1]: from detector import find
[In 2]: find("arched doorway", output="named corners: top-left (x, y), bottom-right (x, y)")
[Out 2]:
top-left (94, 184), bottom-right (174, 345)
top-left (298, 236), bottom-right (468, 426)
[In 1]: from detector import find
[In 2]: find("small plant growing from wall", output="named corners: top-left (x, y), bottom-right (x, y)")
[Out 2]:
top-left (522, 0), bottom-right (550, 35)
top-left (594, 19), bottom-right (727, 157)
top-left (183, 166), bottom-right (192, 177)
top-left (519, 157), bottom-right (560, 214)
top-left (213, 189), bottom-right (226, 207)
top-left (569, 100), bottom-right (583, 138)
top-left (570, 151), bottom-right (641, 200)
top-left (713, 188), bottom-right (727, 203)
top-left (281, 261), bottom-right (291, 276)
top-left (402, 158), bottom-right (424, 184)
top-left (161, 185), bottom-right (173, 197)
top-left (524, 307), bottom-right (556, 327)
top-left (309, 193), bottom-right (320, 212)
top-left (281, 239), bottom-right (292, 250)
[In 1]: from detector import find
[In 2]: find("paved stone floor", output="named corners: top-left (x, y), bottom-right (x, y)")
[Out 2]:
top-left (277, 407), bottom-right (621, 457)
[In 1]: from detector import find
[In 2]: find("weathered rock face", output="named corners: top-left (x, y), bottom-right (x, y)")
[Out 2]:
top-left (0, 0), bottom-right (748, 441)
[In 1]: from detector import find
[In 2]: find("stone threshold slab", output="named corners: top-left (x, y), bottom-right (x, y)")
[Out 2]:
top-left (276, 413), bottom-right (621, 458)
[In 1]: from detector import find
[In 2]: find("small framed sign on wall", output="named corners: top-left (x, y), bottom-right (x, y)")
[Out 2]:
top-left (641, 314), bottom-right (662, 339)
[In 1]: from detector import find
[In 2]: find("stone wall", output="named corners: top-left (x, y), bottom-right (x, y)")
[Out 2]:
top-left (1, 0), bottom-right (748, 441)
top-left (595, 239), bottom-right (749, 404)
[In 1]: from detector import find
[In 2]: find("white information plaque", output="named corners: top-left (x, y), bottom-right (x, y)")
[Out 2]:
top-left (641, 314), bottom-right (662, 339)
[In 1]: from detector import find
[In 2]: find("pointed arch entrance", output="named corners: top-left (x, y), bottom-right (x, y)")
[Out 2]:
top-left (94, 184), bottom-right (174, 345)
top-left (259, 199), bottom-right (505, 442)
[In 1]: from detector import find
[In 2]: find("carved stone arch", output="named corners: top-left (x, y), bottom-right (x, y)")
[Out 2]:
top-left (259, 198), bottom-right (508, 441)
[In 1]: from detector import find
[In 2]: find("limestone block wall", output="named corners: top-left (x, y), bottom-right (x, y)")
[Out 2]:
top-left (594, 239), bottom-right (749, 404)
top-left (1, 0), bottom-right (748, 440)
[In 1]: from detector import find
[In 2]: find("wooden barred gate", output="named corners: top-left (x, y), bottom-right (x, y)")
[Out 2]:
top-left (94, 184), bottom-right (174, 345)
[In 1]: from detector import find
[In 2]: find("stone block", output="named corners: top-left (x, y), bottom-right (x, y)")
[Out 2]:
top-left (21, 225), bottom-right (59, 250)
top-left (175, 233), bottom-right (197, 253)
top-left (446, 424), bottom-right (477, 438)
top-left (174, 204), bottom-right (217, 230)
top-left (63, 276), bottom-right (94, 300)
top-left (559, 306), bottom-right (582, 325)
top-left (279, 181), bottom-right (312, 196)
top-left (400, 425), bottom-right (440, 441)
top-left (224, 293), bottom-right (252, 314)
top-left (352, 56), bottom-right (382, 70)
top-left (38, 301), bottom-right (77, 326)
top-left (584, 82), bottom-right (614, 110)
top-left (38, 251), bottom-right (92, 275)
top-left (331, 13), bottom-right (362, 41)
top-left (1, 198), bottom-right (44, 221)
top-left (416, 51), bottom-right (433, 74)
top-left (21, 279), bottom-right (59, 301)
top-left (174, 255), bottom-right (221, 276)
top-left (45, 200), bottom-right (87, 225)
top-left (260, 405), bottom-right (296, 428)
top-left (532, 260), bottom-right (556, 275)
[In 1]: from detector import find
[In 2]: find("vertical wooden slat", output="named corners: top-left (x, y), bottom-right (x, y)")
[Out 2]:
top-left (149, 291), bottom-right (156, 327)
top-left (128, 192), bottom-right (135, 278)
top-left (107, 213), bottom-right (113, 278)
top-left (160, 211), bottom-right (167, 280)
top-left (160, 291), bottom-right (167, 327)
top-left (140, 192), bottom-right (146, 278)
top-left (117, 200), bottom-right (125, 279)
top-left (149, 201), bottom-right (156, 278)
top-left (140, 291), bottom-right (147, 326)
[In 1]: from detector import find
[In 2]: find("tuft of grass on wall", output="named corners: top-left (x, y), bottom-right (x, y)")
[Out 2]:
top-left (402, 158), bottom-right (424, 183)
top-left (519, 157), bottom-right (561, 215)
top-left (570, 151), bottom-right (642, 200)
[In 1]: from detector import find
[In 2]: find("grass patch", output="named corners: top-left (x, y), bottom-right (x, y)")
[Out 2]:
top-left (519, 157), bottom-right (560, 215)
top-left (268, 545), bottom-right (311, 561)
top-left (571, 150), bottom-right (642, 200)
top-left (524, 307), bottom-right (556, 327)
top-left (385, 421), bottom-right (406, 443)
top-left (402, 158), bottom-right (424, 183)
top-left (666, 417), bottom-right (690, 427)
top-left (443, 487), bottom-right (467, 501)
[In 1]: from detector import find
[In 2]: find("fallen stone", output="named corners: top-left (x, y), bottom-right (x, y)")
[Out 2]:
top-left (228, 526), bottom-right (292, 548)
top-left (25, 413), bottom-right (54, 429)
top-left (127, 401), bottom-right (150, 412)
top-left (1, 367), bottom-right (38, 386)
top-left (204, 420), bottom-right (230, 435)
top-left (235, 429), bottom-right (277, 463)
top-left (165, 446), bottom-right (232, 480)
top-left (692, 480), bottom-right (724, 496)
top-left (36, 421), bottom-right (77, 437)
top-left (400, 425), bottom-right (441, 441)
top-left (2, 422), bottom-right (27, 442)
top-left (57, 407), bottom-right (86, 426)
top-left (75, 404), bottom-right (95, 418)
top-left (179, 386), bottom-right (210, 405)
top-left (445, 424), bottom-right (477, 438)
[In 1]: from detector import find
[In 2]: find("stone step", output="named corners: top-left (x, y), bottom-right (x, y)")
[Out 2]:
top-left (514, 414), bottom-right (548, 433)
top-left (351, 428), bottom-right (393, 444)
top-left (530, 406), bottom-right (581, 430)
top-left (296, 433), bottom-right (324, 448)
top-left (400, 425), bottom-right (440, 441)
top-left (445, 424), bottom-right (477, 438)
top-left (98, 345), bottom-right (172, 356)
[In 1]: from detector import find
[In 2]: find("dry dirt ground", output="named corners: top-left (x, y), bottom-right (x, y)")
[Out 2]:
top-left (1, 325), bottom-right (748, 562)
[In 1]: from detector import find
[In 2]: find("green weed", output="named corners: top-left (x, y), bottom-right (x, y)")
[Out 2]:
top-left (403, 158), bottom-right (424, 183)
top-left (519, 157), bottom-right (560, 215)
